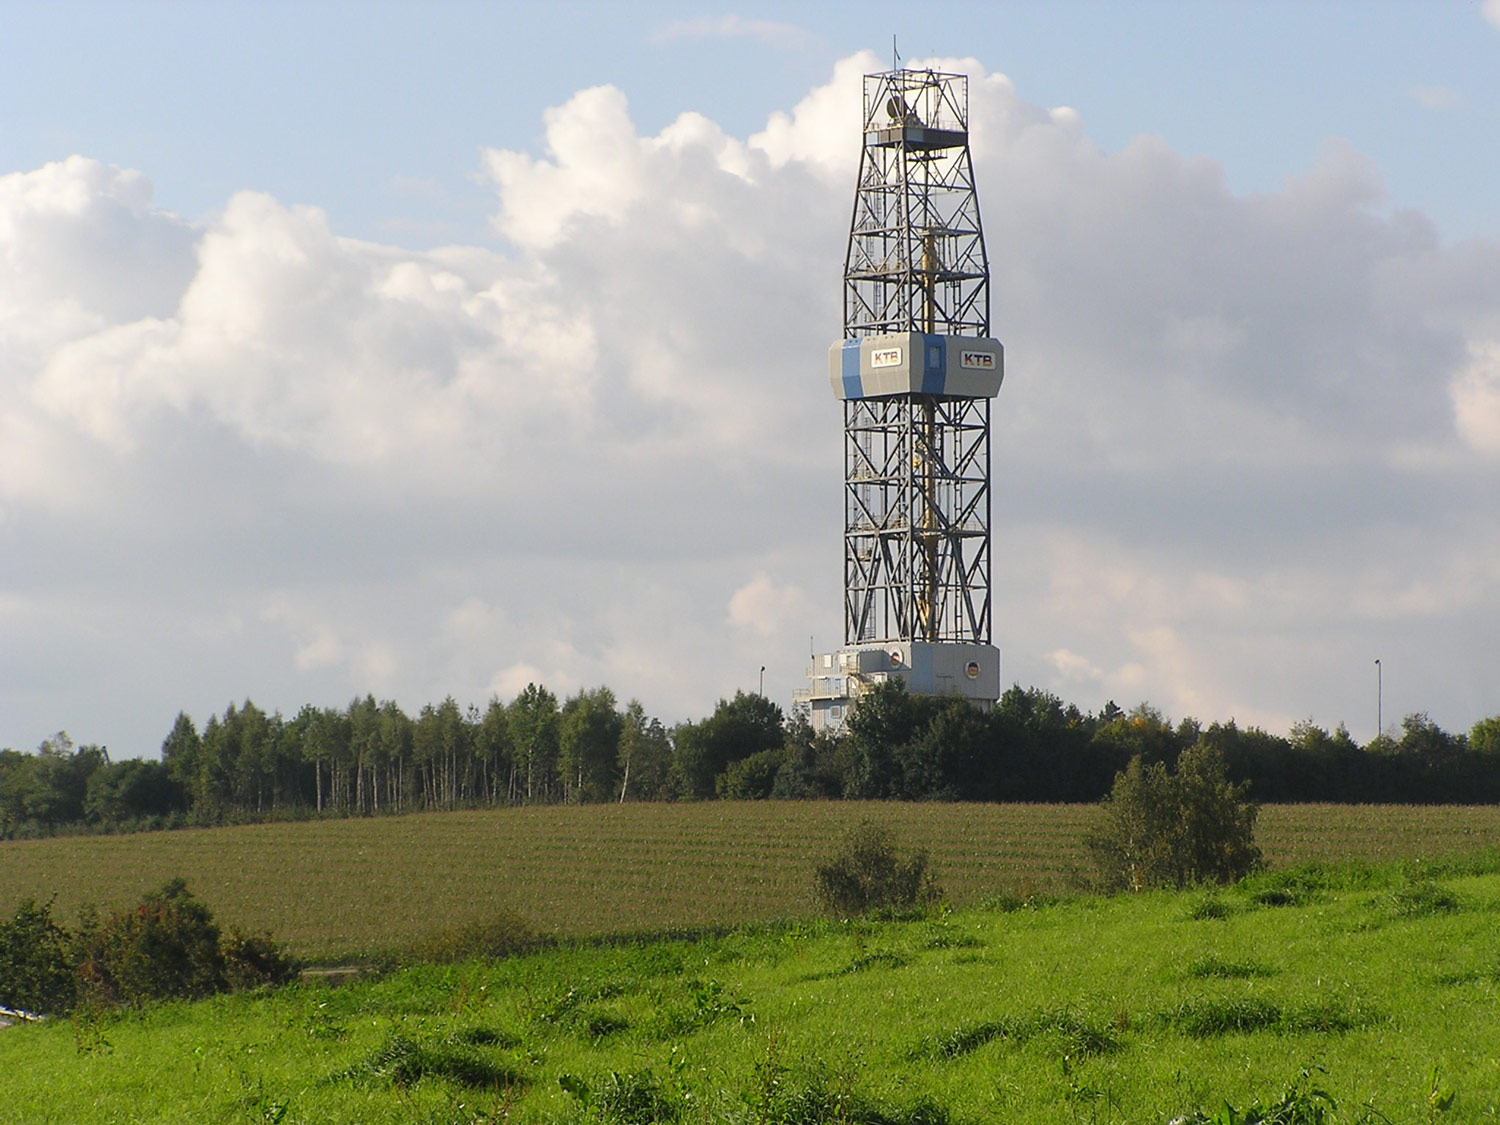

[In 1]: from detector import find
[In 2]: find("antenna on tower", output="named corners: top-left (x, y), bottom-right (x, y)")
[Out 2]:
top-left (892, 35), bottom-right (900, 71)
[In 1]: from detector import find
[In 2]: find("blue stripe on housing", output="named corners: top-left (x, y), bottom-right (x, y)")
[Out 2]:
top-left (920, 334), bottom-right (946, 394)
top-left (841, 338), bottom-right (864, 399)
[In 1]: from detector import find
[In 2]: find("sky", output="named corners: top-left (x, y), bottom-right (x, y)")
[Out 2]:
top-left (3, 1), bottom-right (1499, 758)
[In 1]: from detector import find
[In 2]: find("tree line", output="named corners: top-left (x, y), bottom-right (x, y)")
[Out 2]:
top-left (3, 681), bottom-right (1499, 838)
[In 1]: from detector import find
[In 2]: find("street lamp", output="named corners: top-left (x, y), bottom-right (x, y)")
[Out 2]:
top-left (1374, 659), bottom-right (1382, 744)
top-left (759, 666), bottom-right (766, 696)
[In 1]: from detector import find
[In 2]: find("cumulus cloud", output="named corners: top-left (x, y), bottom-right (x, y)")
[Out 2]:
top-left (1409, 85), bottom-right (1464, 111)
top-left (1452, 342), bottom-right (1500, 456)
top-left (4, 54), bottom-right (1500, 757)
top-left (728, 574), bottom-right (816, 638)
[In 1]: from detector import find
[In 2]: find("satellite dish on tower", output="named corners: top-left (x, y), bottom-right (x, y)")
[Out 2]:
top-left (886, 95), bottom-right (918, 127)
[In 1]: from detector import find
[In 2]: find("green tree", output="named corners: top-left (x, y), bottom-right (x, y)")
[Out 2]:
top-left (84, 758), bottom-right (186, 824)
top-left (1090, 704), bottom-right (1185, 768)
top-left (478, 698), bottom-right (517, 804)
top-left (1470, 715), bottom-right (1500, 757)
top-left (1085, 742), bottom-right (1261, 891)
top-left (509, 684), bottom-right (560, 803)
top-left (770, 710), bottom-right (847, 799)
top-left (672, 691), bottom-right (784, 799)
top-left (0, 748), bottom-right (39, 836)
top-left (224, 700), bottom-right (277, 814)
top-left (376, 700), bottom-right (414, 810)
top-left (348, 695), bottom-right (382, 813)
top-left (13, 733), bottom-right (109, 827)
top-left (159, 712), bottom-right (202, 804)
top-left (1395, 712), bottom-right (1464, 760)
top-left (302, 706), bottom-right (351, 812)
top-left (715, 748), bottom-right (785, 799)
top-left (617, 701), bottom-right (672, 801)
top-left (841, 680), bottom-right (924, 799)
top-left (413, 698), bottom-right (470, 807)
top-left (558, 687), bottom-right (623, 803)
top-left (894, 697), bottom-right (992, 800)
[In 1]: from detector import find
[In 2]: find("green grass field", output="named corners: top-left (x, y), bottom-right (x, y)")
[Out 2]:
top-left (5, 802), bottom-right (1500, 959)
top-left (4, 859), bottom-right (1500, 1123)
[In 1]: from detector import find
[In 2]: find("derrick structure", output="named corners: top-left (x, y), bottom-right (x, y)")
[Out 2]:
top-left (798, 67), bottom-right (1004, 733)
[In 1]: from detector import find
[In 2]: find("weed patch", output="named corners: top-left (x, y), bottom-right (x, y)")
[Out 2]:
top-left (1187, 896), bottom-right (1234, 921)
top-left (981, 889), bottom-right (1056, 913)
top-left (1189, 955), bottom-right (1276, 980)
top-left (924, 931), bottom-right (983, 950)
top-left (842, 949), bottom-right (912, 974)
top-left (927, 1009), bottom-right (1118, 1059)
top-left (334, 1032), bottom-right (522, 1090)
top-left (1158, 997), bottom-right (1363, 1038)
top-left (1247, 885), bottom-right (1313, 908)
top-left (745, 1040), bottom-right (953, 1125)
top-left (1173, 1066), bottom-right (1336, 1124)
top-left (560, 1068), bottom-right (682, 1125)
top-left (644, 977), bottom-right (752, 1038)
top-left (1381, 880), bottom-right (1463, 919)
top-left (1161, 997), bottom-right (1282, 1036)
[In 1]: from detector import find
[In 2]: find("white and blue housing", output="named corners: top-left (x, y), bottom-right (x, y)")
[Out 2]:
top-left (829, 331), bottom-right (1004, 400)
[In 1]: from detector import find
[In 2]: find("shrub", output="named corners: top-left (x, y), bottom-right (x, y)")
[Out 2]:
top-left (396, 912), bottom-right (537, 966)
top-left (222, 928), bottom-right (299, 990)
top-left (2, 879), bottom-right (296, 1013)
top-left (1085, 743), bottom-right (1261, 891)
top-left (814, 821), bottom-right (942, 918)
top-left (74, 878), bottom-right (226, 1005)
top-left (0, 898), bottom-right (75, 1014)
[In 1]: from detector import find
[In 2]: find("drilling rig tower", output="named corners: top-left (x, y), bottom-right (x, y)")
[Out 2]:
top-left (797, 66), bottom-right (1004, 732)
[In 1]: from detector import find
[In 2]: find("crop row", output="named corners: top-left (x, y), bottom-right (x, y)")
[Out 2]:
top-left (3, 802), bottom-right (1499, 958)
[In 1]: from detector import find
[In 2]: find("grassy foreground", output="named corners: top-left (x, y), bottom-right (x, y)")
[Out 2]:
top-left (5, 859), bottom-right (1500, 1124)
top-left (5, 802), bottom-right (1500, 959)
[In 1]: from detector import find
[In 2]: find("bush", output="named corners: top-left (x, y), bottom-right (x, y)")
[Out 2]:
top-left (814, 821), bottom-right (941, 917)
top-left (222, 927), bottom-right (299, 990)
top-left (74, 878), bottom-right (226, 1005)
top-left (1084, 743), bottom-right (1261, 892)
top-left (396, 912), bottom-right (537, 967)
top-left (2, 879), bottom-right (297, 1013)
top-left (0, 898), bottom-right (75, 1014)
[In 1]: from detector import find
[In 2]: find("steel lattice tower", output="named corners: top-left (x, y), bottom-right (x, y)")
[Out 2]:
top-left (800, 67), bottom-right (1004, 732)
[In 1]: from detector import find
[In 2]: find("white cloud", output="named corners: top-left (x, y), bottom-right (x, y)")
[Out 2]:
top-left (650, 15), bottom-right (814, 51)
top-left (1485, 0), bottom-right (1500, 30)
top-left (4, 54), bottom-right (1500, 757)
top-left (1409, 85), bottom-right (1464, 111)
top-left (1451, 342), bottom-right (1500, 456)
top-left (728, 574), bottom-right (815, 638)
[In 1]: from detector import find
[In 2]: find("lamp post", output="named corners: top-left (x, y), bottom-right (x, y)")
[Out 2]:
top-left (759, 666), bottom-right (766, 696)
top-left (1375, 658), bottom-right (1382, 745)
